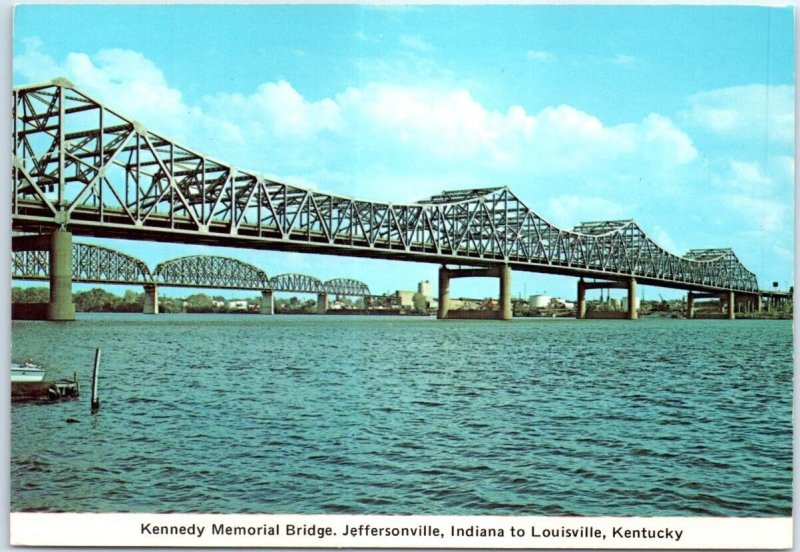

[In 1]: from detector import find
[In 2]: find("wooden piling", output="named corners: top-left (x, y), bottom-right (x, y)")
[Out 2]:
top-left (91, 348), bottom-right (101, 413)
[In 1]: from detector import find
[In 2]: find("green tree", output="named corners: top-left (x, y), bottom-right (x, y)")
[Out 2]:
top-left (113, 289), bottom-right (144, 312)
top-left (159, 297), bottom-right (182, 313)
top-left (74, 288), bottom-right (120, 312)
top-left (122, 289), bottom-right (142, 303)
top-left (185, 293), bottom-right (214, 312)
top-left (411, 292), bottom-right (428, 313)
top-left (12, 286), bottom-right (49, 303)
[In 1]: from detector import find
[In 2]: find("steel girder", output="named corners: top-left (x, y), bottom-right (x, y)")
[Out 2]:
top-left (153, 255), bottom-right (270, 290)
top-left (12, 80), bottom-right (760, 293)
top-left (267, 274), bottom-right (371, 295)
top-left (269, 273), bottom-right (324, 293)
top-left (324, 278), bottom-right (371, 296)
top-left (12, 242), bottom-right (152, 285)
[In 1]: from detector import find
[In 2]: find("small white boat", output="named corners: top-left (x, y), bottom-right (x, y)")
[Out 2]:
top-left (11, 362), bottom-right (46, 382)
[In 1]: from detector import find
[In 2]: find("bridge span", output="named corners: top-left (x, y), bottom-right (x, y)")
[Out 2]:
top-left (12, 243), bottom-right (376, 315)
top-left (13, 79), bottom-right (765, 320)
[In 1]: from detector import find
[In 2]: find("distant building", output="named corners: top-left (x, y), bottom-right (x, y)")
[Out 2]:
top-left (227, 299), bottom-right (248, 311)
top-left (395, 290), bottom-right (415, 307)
top-left (418, 280), bottom-right (432, 300)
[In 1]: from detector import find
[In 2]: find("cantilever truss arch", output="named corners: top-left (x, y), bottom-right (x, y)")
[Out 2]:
top-left (12, 79), bottom-right (759, 294)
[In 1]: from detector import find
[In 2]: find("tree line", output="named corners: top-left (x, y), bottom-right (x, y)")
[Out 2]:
top-left (11, 286), bottom-right (365, 313)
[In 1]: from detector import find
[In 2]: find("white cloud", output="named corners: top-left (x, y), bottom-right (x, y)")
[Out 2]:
top-left (13, 42), bottom-right (700, 207)
top-left (14, 42), bottom-right (240, 148)
top-left (330, 84), bottom-right (697, 179)
top-left (682, 84), bottom-right (794, 144)
top-left (13, 37), bottom-right (61, 81)
top-left (400, 34), bottom-right (434, 52)
top-left (547, 195), bottom-right (629, 227)
top-left (608, 54), bottom-right (637, 66)
top-left (722, 195), bottom-right (788, 232)
top-left (650, 226), bottom-right (680, 254)
top-left (207, 81), bottom-right (342, 139)
top-left (728, 160), bottom-right (772, 189)
top-left (774, 155), bottom-right (794, 180)
top-left (526, 50), bottom-right (553, 62)
top-left (638, 113), bottom-right (698, 165)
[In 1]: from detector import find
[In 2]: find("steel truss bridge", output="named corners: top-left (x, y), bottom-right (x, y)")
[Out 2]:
top-left (12, 78), bottom-right (766, 320)
top-left (12, 243), bottom-right (372, 297)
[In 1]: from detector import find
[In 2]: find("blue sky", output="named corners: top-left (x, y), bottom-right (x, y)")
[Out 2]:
top-left (12, 4), bottom-right (795, 301)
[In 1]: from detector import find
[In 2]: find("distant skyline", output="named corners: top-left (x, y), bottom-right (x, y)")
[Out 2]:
top-left (12, 4), bottom-right (795, 301)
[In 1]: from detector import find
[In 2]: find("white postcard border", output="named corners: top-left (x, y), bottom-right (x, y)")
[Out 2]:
top-left (9, 513), bottom-right (793, 549)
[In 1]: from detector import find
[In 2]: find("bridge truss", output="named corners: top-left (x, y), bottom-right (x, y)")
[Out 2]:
top-left (13, 243), bottom-right (152, 285)
top-left (12, 79), bottom-right (759, 294)
top-left (324, 278), bottom-right (371, 296)
top-left (13, 243), bottom-right (374, 297)
top-left (269, 273), bottom-right (324, 294)
top-left (153, 255), bottom-right (270, 290)
top-left (267, 274), bottom-right (371, 296)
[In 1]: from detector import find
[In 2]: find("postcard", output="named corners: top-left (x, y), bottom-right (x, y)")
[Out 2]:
top-left (8, 3), bottom-right (794, 549)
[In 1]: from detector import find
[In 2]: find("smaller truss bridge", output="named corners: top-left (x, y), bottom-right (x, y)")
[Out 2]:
top-left (12, 242), bottom-right (152, 286)
top-left (12, 242), bottom-right (377, 315)
top-left (266, 274), bottom-right (371, 296)
top-left (153, 255), bottom-right (270, 290)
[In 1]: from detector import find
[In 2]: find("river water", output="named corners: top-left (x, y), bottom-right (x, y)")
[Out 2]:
top-left (10, 314), bottom-right (792, 516)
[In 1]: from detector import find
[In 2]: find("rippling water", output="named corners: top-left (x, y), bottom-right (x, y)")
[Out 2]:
top-left (10, 314), bottom-right (792, 516)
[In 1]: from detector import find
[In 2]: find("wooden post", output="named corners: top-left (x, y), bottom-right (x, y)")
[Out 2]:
top-left (91, 348), bottom-right (101, 413)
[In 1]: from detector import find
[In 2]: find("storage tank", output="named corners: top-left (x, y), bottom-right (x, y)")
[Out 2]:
top-left (418, 280), bottom-right (432, 299)
top-left (529, 295), bottom-right (551, 309)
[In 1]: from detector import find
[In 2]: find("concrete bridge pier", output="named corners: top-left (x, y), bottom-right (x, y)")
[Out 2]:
top-left (727, 290), bottom-right (735, 320)
top-left (576, 278), bottom-right (637, 320)
top-left (12, 230), bottom-right (76, 321)
top-left (499, 265), bottom-right (512, 320)
top-left (143, 284), bottom-right (159, 314)
top-left (687, 291), bottom-right (716, 319)
top-left (47, 229), bottom-right (76, 321)
top-left (627, 278), bottom-right (638, 320)
top-left (437, 264), bottom-right (512, 320)
top-left (260, 290), bottom-right (274, 315)
top-left (317, 292), bottom-right (328, 314)
top-left (576, 279), bottom-right (587, 319)
top-left (734, 293), bottom-right (756, 314)
top-left (437, 266), bottom-right (451, 319)
top-left (688, 290), bottom-right (738, 319)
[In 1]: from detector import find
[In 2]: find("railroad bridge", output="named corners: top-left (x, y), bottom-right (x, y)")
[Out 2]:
top-left (13, 79), bottom-right (766, 320)
top-left (12, 243), bottom-right (374, 315)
